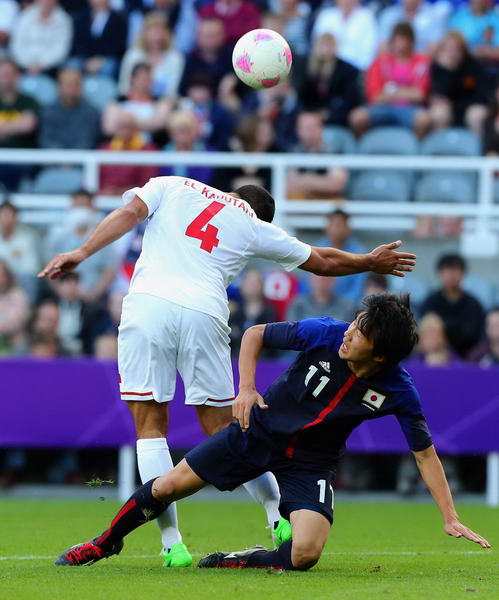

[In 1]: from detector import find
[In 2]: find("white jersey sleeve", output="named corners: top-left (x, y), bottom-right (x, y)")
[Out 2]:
top-left (122, 176), bottom-right (171, 217)
top-left (252, 220), bottom-right (312, 271)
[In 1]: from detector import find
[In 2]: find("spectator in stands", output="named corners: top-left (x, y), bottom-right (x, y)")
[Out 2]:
top-left (0, 200), bottom-right (40, 299)
top-left (27, 299), bottom-right (66, 355)
top-left (119, 12), bottom-right (184, 98)
top-left (312, 0), bottom-right (377, 71)
top-left (160, 109), bottom-right (213, 183)
top-left (483, 82), bottom-right (499, 155)
top-left (70, 0), bottom-right (128, 78)
top-left (215, 115), bottom-right (276, 190)
top-left (0, 59), bottom-right (38, 189)
top-left (0, 0), bottom-right (19, 52)
top-left (229, 269), bottom-right (277, 356)
top-left (47, 206), bottom-right (119, 302)
top-left (100, 111), bottom-right (158, 195)
top-left (378, 0), bottom-right (450, 53)
top-left (198, 0), bottom-right (261, 47)
top-left (287, 274), bottom-right (354, 323)
top-left (420, 253), bottom-right (485, 357)
top-left (299, 33), bottom-right (361, 127)
top-left (318, 209), bottom-right (367, 305)
top-left (179, 74), bottom-right (234, 150)
top-left (362, 273), bottom-right (389, 298)
top-left (469, 307), bottom-right (499, 366)
top-left (71, 188), bottom-right (97, 210)
top-left (413, 312), bottom-right (459, 366)
top-left (349, 23), bottom-right (431, 138)
top-left (94, 332), bottom-right (118, 359)
top-left (268, 0), bottom-right (310, 59)
top-left (0, 260), bottom-right (30, 355)
top-left (10, 0), bottom-right (72, 75)
top-left (40, 68), bottom-right (100, 149)
top-left (103, 62), bottom-right (171, 141)
top-left (179, 18), bottom-right (232, 97)
top-left (450, 0), bottom-right (499, 67)
top-left (287, 111), bottom-right (349, 199)
top-left (29, 332), bottom-right (61, 357)
top-left (429, 31), bottom-right (490, 135)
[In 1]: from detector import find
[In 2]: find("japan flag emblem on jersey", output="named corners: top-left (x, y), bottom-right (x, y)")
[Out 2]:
top-left (361, 389), bottom-right (386, 411)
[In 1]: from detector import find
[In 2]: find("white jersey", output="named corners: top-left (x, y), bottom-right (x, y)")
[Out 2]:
top-left (122, 176), bottom-right (311, 323)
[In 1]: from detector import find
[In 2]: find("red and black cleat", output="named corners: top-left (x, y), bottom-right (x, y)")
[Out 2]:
top-left (54, 538), bottom-right (123, 566)
top-left (198, 546), bottom-right (268, 569)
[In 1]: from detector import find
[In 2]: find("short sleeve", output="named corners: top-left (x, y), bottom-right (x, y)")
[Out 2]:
top-left (122, 176), bottom-right (170, 217)
top-left (263, 317), bottom-right (346, 352)
top-left (395, 389), bottom-right (433, 452)
top-left (251, 221), bottom-right (311, 272)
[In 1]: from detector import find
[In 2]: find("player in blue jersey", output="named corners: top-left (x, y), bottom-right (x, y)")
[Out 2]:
top-left (55, 294), bottom-right (491, 569)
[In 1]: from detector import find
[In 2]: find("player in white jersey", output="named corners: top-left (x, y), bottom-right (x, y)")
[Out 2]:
top-left (39, 177), bottom-right (416, 567)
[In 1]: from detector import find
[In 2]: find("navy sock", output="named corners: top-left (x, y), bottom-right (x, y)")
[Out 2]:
top-left (243, 541), bottom-right (295, 571)
top-left (95, 479), bottom-right (168, 549)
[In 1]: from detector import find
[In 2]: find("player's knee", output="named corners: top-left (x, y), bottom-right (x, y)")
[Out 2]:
top-left (291, 541), bottom-right (322, 571)
top-left (152, 473), bottom-right (177, 501)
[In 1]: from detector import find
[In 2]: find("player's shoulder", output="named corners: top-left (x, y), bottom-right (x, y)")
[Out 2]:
top-left (297, 316), bottom-right (349, 349)
top-left (380, 365), bottom-right (421, 405)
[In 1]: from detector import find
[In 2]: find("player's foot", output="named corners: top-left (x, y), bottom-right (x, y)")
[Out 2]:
top-left (161, 542), bottom-right (193, 568)
top-left (272, 517), bottom-right (292, 547)
top-left (198, 546), bottom-right (268, 569)
top-left (55, 538), bottom-right (123, 566)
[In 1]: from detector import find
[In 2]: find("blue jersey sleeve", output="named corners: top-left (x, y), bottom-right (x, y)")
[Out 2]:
top-left (263, 317), bottom-right (347, 352)
top-left (394, 388), bottom-right (433, 452)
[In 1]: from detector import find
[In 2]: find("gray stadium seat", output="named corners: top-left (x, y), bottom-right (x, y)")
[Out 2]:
top-left (323, 126), bottom-right (356, 154)
top-left (30, 167), bottom-right (83, 194)
top-left (357, 127), bottom-right (419, 155)
top-left (20, 75), bottom-right (57, 106)
top-left (83, 75), bottom-right (118, 111)
top-left (349, 171), bottom-right (411, 202)
top-left (414, 172), bottom-right (476, 203)
top-left (420, 128), bottom-right (481, 156)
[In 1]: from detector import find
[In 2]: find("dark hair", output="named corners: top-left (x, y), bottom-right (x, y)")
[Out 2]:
top-left (0, 199), bottom-right (17, 214)
top-left (327, 208), bottom-right (349, 222)
top-left (233, 185), bottom-right (275, 223)
top-left (131, 62), bottom-right (151, 79)
top-left (365, 273), bottom-right (389, 291)
top-left (357, 293), bottom-right (418, 365)
top-left (72, 188), bottom-right (94, 199)
top-left (391, 22), bottom-right (415, 44)
top-left (436, 253), bottom-right (466, 272)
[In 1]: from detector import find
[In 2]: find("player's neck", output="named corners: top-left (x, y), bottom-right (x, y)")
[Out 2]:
top-left (347, 360), bottom-right (383, 380)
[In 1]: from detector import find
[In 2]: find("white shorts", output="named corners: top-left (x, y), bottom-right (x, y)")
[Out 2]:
top-left (118, 293), bottom-right (234, 406)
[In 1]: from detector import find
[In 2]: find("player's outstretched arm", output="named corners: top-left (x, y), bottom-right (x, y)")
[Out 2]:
top-left (413, 445), bottom-right (491, 548)
top-left (233, 325), bottom-right (268, 431)
top-left (300, 240), bottom-right (416, 278)
top-left (38, 196), bottom-right (148, 280)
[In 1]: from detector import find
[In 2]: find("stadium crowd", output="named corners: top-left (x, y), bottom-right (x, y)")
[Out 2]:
top-left (0, 0), bottom-right (498, 490)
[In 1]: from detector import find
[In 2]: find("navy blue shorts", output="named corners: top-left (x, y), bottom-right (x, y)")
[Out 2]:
top-left (185, 422), bottom-right (334, 524)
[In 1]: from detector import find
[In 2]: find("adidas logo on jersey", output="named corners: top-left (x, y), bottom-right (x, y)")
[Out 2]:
top-left (361, 389), bottom-right (386, 411)
top-left (319, 361), bottom-right (330, 373)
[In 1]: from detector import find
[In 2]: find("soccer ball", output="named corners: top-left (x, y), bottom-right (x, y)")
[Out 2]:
top-left (232, 29), bottom-right (292, 90)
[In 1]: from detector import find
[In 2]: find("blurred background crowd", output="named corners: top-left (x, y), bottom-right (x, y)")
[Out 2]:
top-left (1, 0), bottom-right (498, 494)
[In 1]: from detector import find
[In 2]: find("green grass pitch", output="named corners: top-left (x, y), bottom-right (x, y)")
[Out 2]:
top-left (0, 498), bottom-right (497, 600)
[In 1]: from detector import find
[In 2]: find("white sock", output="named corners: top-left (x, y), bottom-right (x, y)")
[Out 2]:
top-left (242, 472), bottom-right (281, 528)
top-left (136, 437), bottom-right (182, 550)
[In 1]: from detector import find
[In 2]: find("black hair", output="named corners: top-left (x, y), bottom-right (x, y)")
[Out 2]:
top-left (0, 199), bottom-right (17, 213)
top-left (131, 62), bottom-right (151, 79)
top-left (233, 185), bottom-right (275, 223)
top-left (391, 22), bottom-right (415, 44)
top-left (436, 253), bottom-right (466, 273)
top-left (72, 188), bottom-right (94, 199)
top-left (327, 209), bottom-right (349, 222)
top-left (357, 293), bottom-right (418, 366)
top-left (365, 273), bottom-right (389, 291)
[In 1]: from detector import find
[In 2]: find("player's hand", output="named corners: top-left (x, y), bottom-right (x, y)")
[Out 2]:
top-left (233, 387), bottom-right (268, 431)
top-left (38, 249), bottom-right (87, 280)
top-left (444, 518), bottom-right (491, 549)
top-left (369, 240), bottom-right (416, 277)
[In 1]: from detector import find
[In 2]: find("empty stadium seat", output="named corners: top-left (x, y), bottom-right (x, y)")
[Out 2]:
top-left (323, 126), bottom-right (356, 154)
top-left (357, 127), bottom-right (419, 155)
top-left (420, 128), bottom-right (481, 156)
top-left (20, 75), bottom-right (57, 106)
top-left (29, 167), bottom-right (83, 194)
top-left (83, 75), bottom-right (118, 111)
top-left (349, 171), bottom-right (411, 202)
top-left (414, 172), bottom-right (476, 203)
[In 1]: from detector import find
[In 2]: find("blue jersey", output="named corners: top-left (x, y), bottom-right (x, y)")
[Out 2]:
top-left (250, 317), bottom-right (432, 469)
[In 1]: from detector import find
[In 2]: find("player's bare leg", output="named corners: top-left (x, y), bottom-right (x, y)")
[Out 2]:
top-left (198, 508), bottom-right (330, 571)
top-left (56, 461), bottom-right (206, 566)
top-left (128, 400), bottom-right (190, 566)
top-left (196, 404), bottom-right (288, 545)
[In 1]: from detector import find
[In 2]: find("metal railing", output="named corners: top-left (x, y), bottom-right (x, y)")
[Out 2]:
top-left (1, 149), bottom-right (499, 233)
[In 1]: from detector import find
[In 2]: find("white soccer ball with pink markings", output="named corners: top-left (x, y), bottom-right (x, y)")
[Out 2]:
top-left (232, 29), bottom-right (292, 90)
